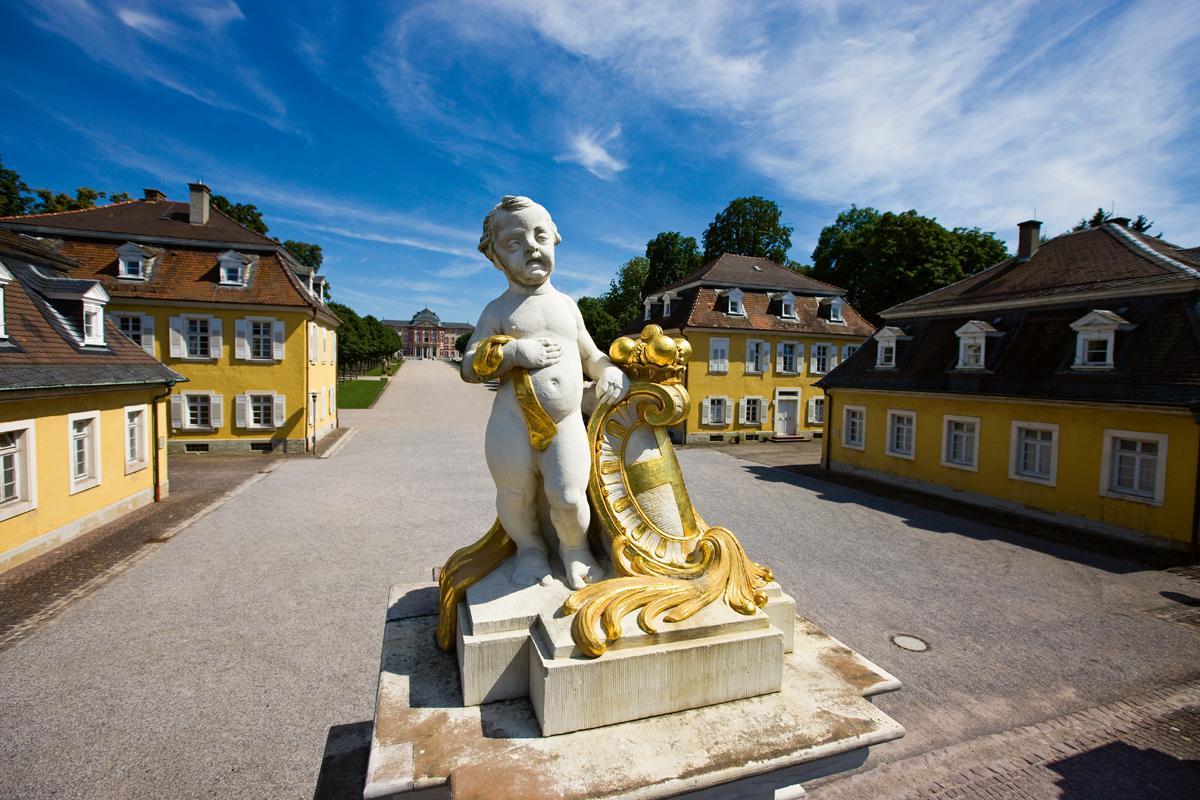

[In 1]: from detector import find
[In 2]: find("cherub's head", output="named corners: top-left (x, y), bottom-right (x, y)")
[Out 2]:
top-left (479, 195), bottom-right (561, 288)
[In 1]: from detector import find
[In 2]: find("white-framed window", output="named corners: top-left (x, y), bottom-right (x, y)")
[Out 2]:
top-left (1070, 310), bottom-right (1129, 370)
top-left (1009, 421), bottom-right (1058, 485)
top-left (643, 297), bottom-right (653, 321)
top-left (124, 404), bottom-right (149, 474)
top-left (252, 321), bottom-right (273, 360)
top-left (739, 396), bottom-right (764, 425)
top-left (309, 323), bottom-right (318, 363)
top-left (169, 316), bottom-right (221, 360)
top-left (235, 318), bottom-right (284, 361)
top-left (725, 288), bottom-right (745, 316)
top-left (708, 337), bottom-right (729, 373)
top-left (82, 301), bottom-right (105, 346)
top-left (745, 340), bottom-right (770, 373)
top-left (954, 321), bottom-right (997, 370)
top-left (702, 397), bottom-right (731, 426)
top-left (0, 262), bottom-right (13, 339)
top-left (842, 344), bottom-right (858, 361)
top-left (843, 406), bottom-right (866, 450)
top-left (887, 410), bottom-right (916, 459)
top-left (218, 250), bottom-right (248, 286)
top-left (115, 313), bottom-right (156, 356)
top-left (172, 392), bottom-right (224, 431)
top-left (811, 343), bottom-right (835, 374)
top-left (828, 297), bottom-right (845, 323)
top-left (1100, 430), bottom-right (1167, 505)
top-left (776, 341), bottom-right (801, 374)
top-left (68, 410), bottom-right (101, 494)
top-left (0, 419), bottom-right (37, 522)
top-left (235, 391), bottom-right (285, 430)
top-left (116, 242), bottom-right (148, 280)
top-left (874, 326), bottom-right (905, 369)
top-left (942, 415), bottom-right (980, 471)
top-left (779, 292), bottom-right (796, 319)
top-left (807, 396), bottom-right (825, 425)
top-left (329, 385), bottom-right (336, 416)
top-left (662, 292), bottom-right (674, 317)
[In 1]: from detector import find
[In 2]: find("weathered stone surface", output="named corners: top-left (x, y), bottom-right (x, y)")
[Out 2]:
top-left (366, 583), bottom-right (903, 800)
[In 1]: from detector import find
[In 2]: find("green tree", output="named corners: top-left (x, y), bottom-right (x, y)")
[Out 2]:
top-left (642, 232), bottom-right (701, 296)
top-left (455, 331), bottom-right (472, 355)
top-left (283, 240), bottom-right (323, 270)
top-left (212, 194), bottom-right (269, 234)
top-left (577, 296), bottom-right (621, 350)
top-left (601, 256), bottom-right (650, 329)
top-left (1072, 208), bottom-right (1159, 236)
top-left (702, 196), bottom-right (793, 264)
top-left (811, 207), bottom-right (1008, 320)
top-left (0, 156), bottom-right (30, 217)
top-left (29, 186), bottom-right (121, 213)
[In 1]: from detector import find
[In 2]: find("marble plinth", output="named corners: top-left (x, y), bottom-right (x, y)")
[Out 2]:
top-left (365, 583), bottom-right (904, 800)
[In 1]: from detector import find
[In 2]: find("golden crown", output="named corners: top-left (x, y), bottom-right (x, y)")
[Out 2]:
top-left (608, 325), bottom-right (691, 384)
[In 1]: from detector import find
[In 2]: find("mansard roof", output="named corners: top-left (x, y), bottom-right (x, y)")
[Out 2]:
top-left (659, 253), bottom-right (846, 295)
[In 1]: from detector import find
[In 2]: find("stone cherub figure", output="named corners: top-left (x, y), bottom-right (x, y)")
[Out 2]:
top-left (462, 196), bottom-right (629, 590)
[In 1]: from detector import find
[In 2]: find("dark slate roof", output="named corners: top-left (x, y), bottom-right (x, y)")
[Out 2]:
top-left (659, 253), bottom-right (847, 294)
top-left (883, 223), bottom-right (1200, 317)
top-left (384, 308), bottom-right (474, 329)
top-left (819, 293), bottom-right (1200, 408)
top-left (0, 234), bottom-right (183, 392)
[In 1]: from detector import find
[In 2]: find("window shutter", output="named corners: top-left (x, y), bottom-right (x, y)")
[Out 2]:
top-left (701, 398), bottom-right (711, 425)
top-left (234, 319), bottom-right (249, 361)
top-left (169, 317), bottom-right (184, 358)
top-left (272, 320), bottom-right (285, 360)
top-left (829, 347), bottom-right (838, 370)
top-left (775, 346), bottom-right (784, 373)
top-left (273, 394), bottom-right (286, 428)
top-left (806, 398), bottom-right (816, 423)
top-left (759, 342), bottom-right (771, 372)
top-left (329, 386), bottom-right (335, 415)
top-left (140, 314), bottom-right (156, 356)
top-left (170, 395), bottom-right (183, 429)
top-left (810, 346), bottom-right (819, 373)
top-left (211, 394), bottom-right (224, 429)
top-left (309, 325), bottom-right (317, 363)
top-left (708, 343), bottom-right (719, 372)
top-left (745, 340), bottom-right (755, 372)
top-left (331, 331), bottom-right (337, 364)
top-left (738, 398), bottom-right (748, 424)
top-left (209, 318), bottom-right (223, 358)
top-left (235, 394), bottom-right (248, 429)
top-left (796, 343), bottom-right (805, 374)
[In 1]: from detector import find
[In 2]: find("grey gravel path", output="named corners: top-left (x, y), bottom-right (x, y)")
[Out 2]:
top-left (1, 359), bottom-right (1197, 799)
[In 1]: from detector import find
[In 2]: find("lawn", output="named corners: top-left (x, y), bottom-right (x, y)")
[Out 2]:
top-left (337, 379), bottom-right (388, 408)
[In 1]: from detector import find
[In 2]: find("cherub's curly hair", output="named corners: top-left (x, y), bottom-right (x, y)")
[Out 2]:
top-left (478, 196), bottom-right (561, 261)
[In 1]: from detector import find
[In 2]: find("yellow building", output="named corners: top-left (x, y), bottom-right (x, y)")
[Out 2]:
top-left (0, 231), bottom-right (184, 573)
top-left (639, 254), bottom-right (874, 443)
top-left (0, 184), bottom-right (340, 453)
top-left (820, 219), bottom-right (1200, 551)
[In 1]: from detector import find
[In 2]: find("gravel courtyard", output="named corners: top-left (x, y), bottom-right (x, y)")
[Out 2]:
top-left (1, 359), bottom-right (1197, 799)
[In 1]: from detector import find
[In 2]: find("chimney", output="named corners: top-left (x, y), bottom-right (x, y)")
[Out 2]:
top-left (143, 188), bottom-right (166, 201)
top-left (1017, 219), bottom-right (1042, 260)
top-left (1109, 217), bottom-right (1131, 228)
top-left (188, 182), bottom-right (211, 225)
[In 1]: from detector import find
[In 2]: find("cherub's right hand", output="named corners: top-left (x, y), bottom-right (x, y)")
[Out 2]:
top-left (505, 337), bottom-right (562, 369)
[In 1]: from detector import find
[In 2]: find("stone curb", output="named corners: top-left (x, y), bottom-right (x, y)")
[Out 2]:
top-left (319, 425), bottom-right (358, 459)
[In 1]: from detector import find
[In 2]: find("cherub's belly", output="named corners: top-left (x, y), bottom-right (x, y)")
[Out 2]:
top-left (527, 356), bottom-right (583, 421)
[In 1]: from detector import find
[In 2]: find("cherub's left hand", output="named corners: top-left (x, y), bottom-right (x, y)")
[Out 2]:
top-left (595, 365), bottom-right (629, 406)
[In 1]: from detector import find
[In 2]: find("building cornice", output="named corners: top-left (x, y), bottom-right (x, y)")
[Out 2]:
top-left (825, 386), bottom-right (1194, 415)
top-left (0, 222), bottom-right (280, 254)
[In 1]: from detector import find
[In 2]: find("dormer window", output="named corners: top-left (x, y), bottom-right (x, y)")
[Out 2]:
top-left (723, 288), bottom-right (745, 316)
top-left (218, 250), bottom-right (250, 286)
top-left (662, 292), bottom-right (675, 317)
top-left (0, 262), bottom-right (11, 339)
top-left (829, 297), bottom-right (844, 323)
top-left (82, 301), bottom-right (105, 346)
top-left (1070, 310), bottom-right (1132, 370)
top-left (873, 326), bottom-right (906, 368)
top-left (954, 321), bottom-right (998, 370)
top-left (644, 296), bottom-right (656, 321)
top-left (776, 292), bottom-right (796, 319)
top-left (116, 242), bottom-right (151, 280)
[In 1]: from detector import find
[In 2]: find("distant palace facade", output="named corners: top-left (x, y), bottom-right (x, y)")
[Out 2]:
top-left (385, 308), bottom-right (473, 360)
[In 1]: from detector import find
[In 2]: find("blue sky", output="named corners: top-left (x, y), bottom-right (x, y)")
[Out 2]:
top-left (2, 1), bottom-right (1198, 324)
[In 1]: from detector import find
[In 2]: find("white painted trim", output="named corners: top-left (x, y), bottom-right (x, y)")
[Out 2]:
top-left (818, 387), bottom-right (1192, 416)
top-left (0, 418), bottom-right (37, 522)
top-left (941, 414), bottom-right (981, 472)
top-left (707, 337), bottom-right (729, 374)
top-left (1008, 420), bottom-right (1059, 487)
top-left (178, 391), bottom-right (218, 431)
top-left (1099, 429), bottom-right (1168, 506)
top-left (842, 405), bottom-right (866, 450)
top-left (67, 409), bottom-right (102, 495)
top-left (123, 403), bottom-right (150, 475)
top-left (885, 409), bottom-right (917, 460)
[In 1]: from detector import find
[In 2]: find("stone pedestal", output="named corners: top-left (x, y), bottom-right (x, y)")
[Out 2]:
top-left (365, 582), bottom-right (904, 800)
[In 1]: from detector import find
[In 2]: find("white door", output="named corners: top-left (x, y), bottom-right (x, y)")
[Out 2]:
top-left (776, 398), bottom-right (798, 435)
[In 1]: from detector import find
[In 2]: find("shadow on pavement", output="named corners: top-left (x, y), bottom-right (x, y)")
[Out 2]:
top-left (1050, 741), bottom-right (1200, 799)
top-left (734, 462), bottom-right (1188, 575)
top-left (312, 721), bottom-right (373, 800)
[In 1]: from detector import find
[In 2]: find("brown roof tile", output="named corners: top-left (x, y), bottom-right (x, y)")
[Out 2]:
top-left (661, 253), bottom-right (846, 294)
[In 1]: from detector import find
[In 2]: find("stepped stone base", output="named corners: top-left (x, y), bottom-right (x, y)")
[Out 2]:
top-left (365, 582), bottom-right (904, 800)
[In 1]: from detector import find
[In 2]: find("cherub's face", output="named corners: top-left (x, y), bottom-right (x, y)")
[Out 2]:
top-left (491, 206), bottom-right (556, 287)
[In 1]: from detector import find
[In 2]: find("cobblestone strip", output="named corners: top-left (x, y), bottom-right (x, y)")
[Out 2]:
top-left (810, 679), bottom-right (1200, 800)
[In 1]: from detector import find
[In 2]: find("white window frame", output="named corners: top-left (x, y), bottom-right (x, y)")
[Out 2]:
top-left (708, 337), bottom-right (729, 374)
top-left (1076, 332), bottom-right (1114, 369)
top-left (123, 404), bottom-right (150, 475)
top-left (842, 344), bottom-right (859, 362)
top-left (1099, 430), bottom-right (1168, 506)
top-left (1008, 421), bottom-right (1059, 486)
top-left (745, 339), bottom-right (770, 374)
top-left (171, 315), bottom-right (221, 361)
top-left (643, 297), bottom-right (653, 321)
top-left (174, 391), bottom-right (223, 432)
top-left (0, 263), bottom-right (13, 339)
top-left (779, 292), bottom-right (796, 319)
top-left (0, 419), bottom-right (37, 522)
top-left (807, 395), bottom-right (825, 425)
top-left (68, 410), bottom-right (102, 495)
top-left (235, 316), bottom-right (283, 362)
top-left (701, 396), bottom-right (731, 427)
top-left (236, 391), bottom-right (280, 431)
top-left (954, 321), bottom-right (998, 370)
top-left (1070, 310), bottom-right (1130, 371)
top-left (775, 340), bottom-right (802, 375)
top-left (842, 405), bottom-right (866, 450)
top-left (877, 341), bottom-right (896, 367)
top-left (725, 288), bottom-right (745, 317)
top-left (941, 415), bottom-right (981, 472)
top-left (81, 301), bottom-right (105, 346)
top-left (810, 342), bottom-right (835, 375)
top-left (218, 250), bottom-right (248, 286)
top-left (886, 410), bottom-right (917, 460)
top-left (115, 312), bottom-right (156, 356)
top-left (661, 292), bottom-right (676, 317)
top-left (116, 242), bottom-right (148, 280)
top-left (739, 396), bottom-right (764, 426)
top-left (828, 298), bottom-right (845, 324)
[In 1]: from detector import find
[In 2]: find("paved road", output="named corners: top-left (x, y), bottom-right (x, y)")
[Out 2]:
top-left (1, 359), bottom-right (1197, 799)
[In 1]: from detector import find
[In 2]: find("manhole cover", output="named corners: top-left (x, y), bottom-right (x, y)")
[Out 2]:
top-left (891, 634), bottom-right (929, 652)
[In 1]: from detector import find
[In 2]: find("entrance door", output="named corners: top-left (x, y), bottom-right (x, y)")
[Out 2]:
top-left (775, 396), bottom-right (798, 435)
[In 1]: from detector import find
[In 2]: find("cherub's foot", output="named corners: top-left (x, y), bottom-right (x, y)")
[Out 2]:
top-left (561, 546), bottom-right (603, 590)
top-left (510, 546), bottom-right (553, 587)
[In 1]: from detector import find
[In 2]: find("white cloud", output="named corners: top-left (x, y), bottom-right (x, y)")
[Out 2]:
top-left (557, 127), bottom-right (627, 179)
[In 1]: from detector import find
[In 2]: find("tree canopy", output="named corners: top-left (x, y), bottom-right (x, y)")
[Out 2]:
top-left (1072, 208), bottom-right (1158, 236)
top-left (642, 231), bottom-right (701, 296)
top-left (454, 331), bottom-right (472, 355)
top-left (212, 194), bottom-right (269, 235)
top-left (283, 240), bottom-right (323, 270)
top-left (328, 302), bottom-right (402, 367)
top-left (0, 154), bottom-right (132, 215)
top-left (702, 196), bottom-right (793, 264)
top-left (810, 206), bottom-right (1008, 320)
top-left (576, 256), bottom-right (650, 350)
